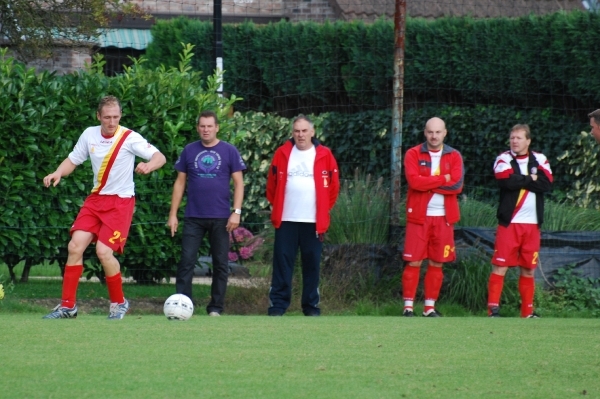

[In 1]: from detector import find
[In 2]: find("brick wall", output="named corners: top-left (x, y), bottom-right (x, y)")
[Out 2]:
top-left (131, 0), bottom-right (284, 16)
top-left (283, 0), bottom-right (338, 22)
top-left (131, 0), bottom-right (337, 21)
top-left (26, 46), bottom-right (93, 75)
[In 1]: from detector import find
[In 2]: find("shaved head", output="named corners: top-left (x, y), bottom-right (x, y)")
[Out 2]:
top-left (425, 117), bottom-right (446, 131)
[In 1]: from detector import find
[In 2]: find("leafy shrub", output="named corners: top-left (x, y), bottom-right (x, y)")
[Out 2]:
top-left (228, 111), bottom-right (297, 228)
top-left (545, 265), bottom-right (600, 316)
top-left (557, 131), bottom-right (600, 209)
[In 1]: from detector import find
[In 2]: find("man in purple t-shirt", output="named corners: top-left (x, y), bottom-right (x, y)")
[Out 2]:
top-left (167, 110), bottom-right (246, 316)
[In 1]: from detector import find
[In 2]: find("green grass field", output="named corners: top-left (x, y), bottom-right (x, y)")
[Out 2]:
top-left (0, 315), bottom-right (598, 398)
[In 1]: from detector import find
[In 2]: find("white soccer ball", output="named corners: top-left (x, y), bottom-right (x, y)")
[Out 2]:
top-left (163, 294), bottom-right (194, 321)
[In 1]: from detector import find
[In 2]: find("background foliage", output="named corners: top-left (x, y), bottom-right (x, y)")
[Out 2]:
top-left (557, 130), bottom-right (600, 209)
top-left (0, 45), bottom-right (594, 285)
top-left (0, 46), bottom-right (238, 283)
top-left (145, 12), bottom-right (600, 114)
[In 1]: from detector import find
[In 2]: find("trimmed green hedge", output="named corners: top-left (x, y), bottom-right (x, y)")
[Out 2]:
top-left (146, 12), bottom-right (600, 113)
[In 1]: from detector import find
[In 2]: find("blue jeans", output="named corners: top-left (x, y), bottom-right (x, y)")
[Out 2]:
top-left (269, 222), bottom-right (322, 316)
top-left (176, 218), bottom-right (229, 314)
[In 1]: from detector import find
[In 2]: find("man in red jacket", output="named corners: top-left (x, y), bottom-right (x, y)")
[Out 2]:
top-left (266, 115), bottom-right (340, 316)
top-left (402, 117), bottom-right (464, 317)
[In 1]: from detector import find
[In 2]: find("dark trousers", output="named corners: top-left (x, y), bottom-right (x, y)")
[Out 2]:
top-left (176, 217), bottom-right (229, 314)
top-left (269, 221), bottom-right (322, 315)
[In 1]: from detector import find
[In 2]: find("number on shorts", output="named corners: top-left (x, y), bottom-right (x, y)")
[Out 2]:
top-left (444, 245), bottom-right (452, 258)
top-left (109, 230), bottom-right (122, 244)
top-left (532, 251), bottom-right (539, 265)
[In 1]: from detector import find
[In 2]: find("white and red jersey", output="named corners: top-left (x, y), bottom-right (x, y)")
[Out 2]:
top-left (493, 150), bottom-right (553, 227)
top-left (510, 156), bottom-right (538, 224)
top-left (68, 125), bottom-right (159, 197)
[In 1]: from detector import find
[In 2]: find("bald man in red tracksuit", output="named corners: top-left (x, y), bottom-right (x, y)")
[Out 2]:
top-left (402, 117), bottom-right (464, 317)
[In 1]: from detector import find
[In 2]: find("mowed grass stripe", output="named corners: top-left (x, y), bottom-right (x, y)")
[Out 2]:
top-left (0, 316), bottom-right (598, 398)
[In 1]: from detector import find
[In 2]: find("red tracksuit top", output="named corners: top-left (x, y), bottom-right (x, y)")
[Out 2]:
top-left (266, 139), bottom-right (340, 235)
top-left (404, 142), bottom-right (464, 225)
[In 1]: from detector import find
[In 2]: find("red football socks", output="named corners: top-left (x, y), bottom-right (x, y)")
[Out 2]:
top-left (106, 273), bottom-right (125, 304)
top-left (61, 265), bottom-right (83, 308)
top-left (402, 265), bottom-right (420, 310)
top-left (519, 275), bottom-right (535, 317)
top-left (487, 273), bottom-right (505, 314)
top-left (424, 265), bottom-right (443, 312)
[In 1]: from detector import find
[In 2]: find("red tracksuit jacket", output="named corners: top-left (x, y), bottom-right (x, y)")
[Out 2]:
top-left (404, 142), bottom-right (464, 225)
top-left (266, 139), bottom-right (340, 235)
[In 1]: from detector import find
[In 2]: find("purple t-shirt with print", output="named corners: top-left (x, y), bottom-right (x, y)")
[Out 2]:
top-left (175, 140), bottom-right (246, 218)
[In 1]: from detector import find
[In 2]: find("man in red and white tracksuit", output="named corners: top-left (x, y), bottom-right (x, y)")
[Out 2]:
top-left (402, 117), bottom-right (464, 317)
top-left (266, 115), bottom-right (340, 316)
top-left (487, 124), bottom-right (553, 318)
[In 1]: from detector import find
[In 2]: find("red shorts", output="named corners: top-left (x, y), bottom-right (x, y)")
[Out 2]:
top-left (71, 194), bottom-right (135, 254)
top-left (492, 223), bottom-right (540, 269)
top-left (403, 216), bottom-right (456, 263)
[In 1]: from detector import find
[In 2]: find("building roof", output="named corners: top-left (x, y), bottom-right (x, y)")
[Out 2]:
top-left (331, 0), bottom-right (585, 21)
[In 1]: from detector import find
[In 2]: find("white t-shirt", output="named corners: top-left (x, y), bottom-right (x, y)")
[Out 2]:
top-left (511, 156), bottom-right (538, 224)
top-left (68, 125), bottom-right (159, 197)
top-left (282, 145), bottom-right (317, 222)
top-left (427, 149), bottom-right (446, 216)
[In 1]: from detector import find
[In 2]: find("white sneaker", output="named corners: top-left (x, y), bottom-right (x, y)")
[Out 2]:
top-left (208, 311), bottom-right (221, 317)
top-left (107, 299), bottom-right (130, 320)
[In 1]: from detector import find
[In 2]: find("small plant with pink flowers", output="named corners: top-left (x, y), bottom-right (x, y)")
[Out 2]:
top-left (229, 227), bottom-right (263, 264)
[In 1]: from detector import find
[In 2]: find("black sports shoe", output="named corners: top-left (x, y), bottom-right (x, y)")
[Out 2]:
top-left (268, 312), bottom-right (283, 316)
top-left (525, 312), bottom-right (540, 318)
top-left (403, 309), bottom-right (414, 317)
top-left (489, 306), bottom-right (501, 318)
top-left (422, 309), bottom-right (442, 317)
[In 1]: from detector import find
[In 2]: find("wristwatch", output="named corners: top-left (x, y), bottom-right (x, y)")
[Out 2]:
top-left (233, 208), bottom-right (242, 215)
